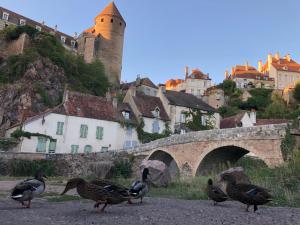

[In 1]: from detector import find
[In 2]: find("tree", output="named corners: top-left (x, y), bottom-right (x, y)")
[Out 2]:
top-left (218, 80), bottom-right (236, 96)
top-left (184, 109), bottom-right (215, 131)
top-left (293, 82), bottom-right (300, 101)
top-left (263, 93), bottom-right (287, 118)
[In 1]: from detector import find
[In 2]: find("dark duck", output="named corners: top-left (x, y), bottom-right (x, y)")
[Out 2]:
top-left (129, 168), bottom-right (150, 203)
top-left (11, 169), bottom-right (47, 208)
top-left (221, 173), bottom-right (272, 212)
top-left (206, 178), bottom-right (228, 205)
top-left (61, 178), bottom-right (130, 212)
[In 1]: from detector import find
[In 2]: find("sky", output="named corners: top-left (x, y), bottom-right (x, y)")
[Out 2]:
top-left (1, 0), bottom-right (300, 85)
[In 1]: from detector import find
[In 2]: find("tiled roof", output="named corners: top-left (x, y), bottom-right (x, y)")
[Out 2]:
top-left (255, 119), bottom-right (289, 126)
top-left (121, 78), bottom-right (158, 90)
top-left (132, 93), bottom-right (169, 121)
top-left (229, 64), bottom-right (273, 81)
top-left (220, 112), bottom-right (245, 129)
top-left (95, 2), bottom-right (125, 23)
top-left (188, 69), bottom-right (210, 80)
top-left (164, 90), bottom-right (216, 112)
top-left (263, 56), bottom-right (300, 73)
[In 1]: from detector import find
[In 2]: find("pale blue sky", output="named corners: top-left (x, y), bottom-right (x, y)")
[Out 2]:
top-left (1, 0), bottom-right (300, 84)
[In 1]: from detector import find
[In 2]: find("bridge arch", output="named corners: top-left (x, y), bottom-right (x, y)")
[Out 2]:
top-left (194, 143), bottom-right (267, 176)
top-left (147, 149), bottom-right (180, 177)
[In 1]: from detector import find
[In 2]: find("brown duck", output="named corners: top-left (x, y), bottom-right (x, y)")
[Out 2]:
top-left (61, 178), bottom-right (130, 212)
top-left (206, 178), bottom-right (228, 205)
top-left (221, 174), bottom-right (272, 212)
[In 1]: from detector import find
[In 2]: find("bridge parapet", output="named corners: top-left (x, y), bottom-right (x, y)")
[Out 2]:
top-left (128, 124), bottom-right (287, 154)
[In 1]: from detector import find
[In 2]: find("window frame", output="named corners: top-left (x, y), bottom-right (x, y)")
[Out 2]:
top-left (56, 122), bottom-right (64, 135)
top-left (48, 139), bottom-right (57, 154)
top-left (96, 126), bottom-right (104, 140)
top-left (19, 19), bottom-right (26, 26)
top-left (80, 124), bottom-right (88, 138)
top-left (71, 144), bottom-right (79, 154)
top-left (2, 12), bottom-right (9, 21)
top-left (36, 136), bottom-right (47, 153)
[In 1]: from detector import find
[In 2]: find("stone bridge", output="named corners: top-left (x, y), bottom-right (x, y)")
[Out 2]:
top-left (128, 124), bottom-right (287, 176)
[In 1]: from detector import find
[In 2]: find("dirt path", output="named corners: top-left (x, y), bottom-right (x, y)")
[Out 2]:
top-left (0, 180), bottom-right (299, 225)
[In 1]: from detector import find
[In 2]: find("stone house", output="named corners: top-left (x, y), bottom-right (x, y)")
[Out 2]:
top-left (120, 76), bottom-right (158, 97)
top-left (157, 86), bottom-right (220, 133)
top-left (5, 91), bottom-right (139, 154)
top-left (203, 86), bottom-right (225, 109)
top-left (261, 52), bottom-right (300, 90)
top-left (123, 87), bottom-right (170, 134)
top-left (166, 66), bottom-right (213, 97)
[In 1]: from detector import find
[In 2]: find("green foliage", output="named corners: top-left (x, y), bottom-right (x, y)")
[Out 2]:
top-left (9, 159), bottom-right (56, 176)
top-left (110, 159), bottom-right (133, 179)
top-left (11, 129), bottom-right (55, 141)
top-left (218, 79), bottom-right (236, 96)
top-left (34, 83), bottom-right (53, 107)
top-left (281, 126), bottom-right (296, 161)
top-left (0, 138), bottom-right (19, 151)
top-left (240, 88), bottom-right (273, 110)
top-left (184, 109), bottom-right (215, 131)
top-left (218, 106), bottom-right (239, 117)
top-left (293, 82), bottom-right (300, 101)
top-left (3, 25), bottom-right (38, 41)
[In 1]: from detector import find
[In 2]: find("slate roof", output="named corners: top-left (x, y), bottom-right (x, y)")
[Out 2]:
top-left (220, 112), bottom-right (246, 129)
top-left (120, 77), bottom-right (158, 90)
top-left (164, 90), bottom-right (216, 112)
top-left (132, 93), bottom-right (169, 121)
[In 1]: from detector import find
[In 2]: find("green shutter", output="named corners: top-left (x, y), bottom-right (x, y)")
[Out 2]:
top-left (56, 122), bottom-right (64, 135)
top-left (36, 137), bottom-right (47, 152)
top-left (96, 126), bottom-right (103, 140)
top-left (48, 140), bottom-right (57, 154)
top-left (84, 145), bottom-right (92, 153)
top-left (80, 124), bottom-right (88, 138)
top-left (71, 145), bottom-right (78, 154)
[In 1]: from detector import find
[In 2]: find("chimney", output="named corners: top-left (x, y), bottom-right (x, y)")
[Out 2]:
top-left (185, 66), bottom-right (189, 79)
top-left (41, 20), bottom-right (45, 26)
top-left (285, 54), bottom-right (291, 62)
top-left (74, 32), bottom-right (78, 39)
top-left (231, 67), bottom-right (235, 76)
top-left (112, 97), bottom-right (118, 109)
top-left (136, 75), bottom-right (141, 86)
top-left (245, 61), bottom-right (249, 71)
top-left (105, 91), bottom-right (111, 101)
top-left (159, 84), bottom-right (166, 93)
top-left (224, 70), bottom-right (229, 79)
top-left (275, 52), bottom-right (280, 60)
top-left (258, 60), bottom-right (263, 72)
top-left (267, 53), bottom-right (272, 69)
top-left (54, 25), bottom-right (58, 32)
top-left (249, 109), bottom-right (256, 124)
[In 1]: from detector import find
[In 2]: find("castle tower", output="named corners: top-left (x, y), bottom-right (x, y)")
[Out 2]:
top-left (78, 2), bottom-right (126, 87)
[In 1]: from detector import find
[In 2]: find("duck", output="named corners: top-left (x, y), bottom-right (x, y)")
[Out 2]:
top-left (129, 168), bottom-right (150, 203)
top-left (11, 169), bottom-right (47, 208)
top-left (61, 178), bottom-right (130, 212)
top-left (220, 173), bottom-right (272, 212)
top-left (206, 178), bottom-right (228, 205)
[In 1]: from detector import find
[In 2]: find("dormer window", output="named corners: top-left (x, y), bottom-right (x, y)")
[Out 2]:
top-left (152, 107), bottom-right (160, 118)
top-left (283, 66), bottom-right (288, 71)
top-left (2, 12), bottom-right (9, 21)
top-left (35, 25), bottom-right (42, 31)
top-left (61, 36), bottom-right (66, 44)
top-left (71, 40), bottom-right (76, 48)
top-left (122, 111), bottom-right (130, 120)
top-left (19, 19), bottom-right (26, 25)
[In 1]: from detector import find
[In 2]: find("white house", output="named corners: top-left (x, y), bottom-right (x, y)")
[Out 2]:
top-left (123, 87), bottom-right (170, 134)
top-left (157, 86), bottom-right (220, 133)
top-left (5, 91), bottom-right (139, 154)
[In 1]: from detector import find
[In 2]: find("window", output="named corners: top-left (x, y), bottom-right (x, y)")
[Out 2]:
top-left (36, 137), bottom-right (47, 152)
top-left (48, 140), bottom-right (57, 154)
top-left (61, 36), bottom-right (66, 43)
top-left (111, 19), bottom-right (113, 23)
top-left (84, 145), bottom-right (92, 153)
top-left (80, 124), bottom-right (88, 138)
top-left (56, 122), bottom-right (64, 135)
top-left (2, 12), bottom-right (9, 21)
top-left (180, 112), bottom-right (186, 123)
top-left (71, 40), bottom-right (76, 48)
top-left (120, 22), bottom-right (122, 26)
top-left (101, 18), bottom-right (104, 22)
top-left (35, 25), bottom-right (42, 31)
top-left (101, 146), bottom-right (109, 152)
top-left (96, 126), bottom-right (103, 140)
top-left (126, 127), bottom-right (133, 136)
top-left (71, 145), bottom-right (79, 154)
top-left (124, 141), bottom-right (132, 149)
top-left (152, 107), bottom-right (160, 118)
top-left (19, 19), bottom-right (26, 25)
top-left (152, 120), bottom-right (160, 133)
top-left (201, 115), bottom-right (206, 126)
top-left (122, 111), bottom-right (130, 120)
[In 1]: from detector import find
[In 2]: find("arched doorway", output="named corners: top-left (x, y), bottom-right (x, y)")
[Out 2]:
top-left (148, 150), bottom-right (180, 178)
top-left (196, 145), bottom-right (250, 176)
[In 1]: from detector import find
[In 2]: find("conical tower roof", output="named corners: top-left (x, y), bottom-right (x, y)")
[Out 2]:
top-left (95, 2), bottom-right (125, 23)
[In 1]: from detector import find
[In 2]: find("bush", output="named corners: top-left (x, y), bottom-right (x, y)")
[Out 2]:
top-left (218, 79), bottom-right (236, 96)
top-left (9, 159), bottom-right (56, 177)
top-left (293, 82), bottom-right (300, 100)
top-left (110, 159), bottom-right (133, 178)
top-left (4, 25), bottom-right (38, 41)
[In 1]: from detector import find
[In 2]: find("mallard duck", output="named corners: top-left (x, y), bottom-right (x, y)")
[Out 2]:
top-left (11, 169), bottom-right (47, 208)
top-left (220, 174), bottom-right (272, 212)
top-left (206, 178), bottom-right (228, 205)
top-left (129, 168), bottom-right (150, 203)
top-left (61, 178), bottom-right (130, 212)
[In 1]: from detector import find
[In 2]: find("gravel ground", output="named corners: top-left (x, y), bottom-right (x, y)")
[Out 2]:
top-left (0, 197), bottom-right (299, 225)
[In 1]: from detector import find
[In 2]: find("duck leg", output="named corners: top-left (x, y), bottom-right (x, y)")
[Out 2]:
top-left (140, 197), bottom-right (143, 204)
top-left (213, 201), bottom-right (217, 206)
top-left (127, 199), bottom-right (133, 204)
top-left (245, 205), bottom-right (249, 212)
top-left (253, 205), bottom-right (258, 212)
top-left (26, 200), bottom-right (31, 208)
top-left (100, 201), bottom-right (108, 212)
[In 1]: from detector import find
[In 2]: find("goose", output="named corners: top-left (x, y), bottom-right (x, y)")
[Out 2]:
top-left (206, 178), bottom-right (228, 205)
top-left (61, 178), bottom-right (130, 212)
top-left (221, 173), bottom-right (272, 212)
top-left (11, 169), bottom-right (47, 208)
top-left (129, 168), bottom-right (150, 203)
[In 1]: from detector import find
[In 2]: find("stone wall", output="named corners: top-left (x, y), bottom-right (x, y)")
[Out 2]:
top-left (0, 33), bottom-right (30, 58)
